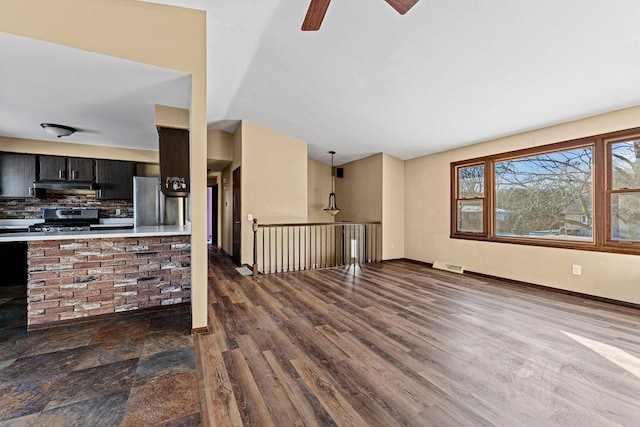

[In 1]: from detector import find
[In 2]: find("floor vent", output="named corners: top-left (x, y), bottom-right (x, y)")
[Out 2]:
top-left (236, 266), bottom-right (253, 276)
top-left (432, 261), bottom-right (464, 274)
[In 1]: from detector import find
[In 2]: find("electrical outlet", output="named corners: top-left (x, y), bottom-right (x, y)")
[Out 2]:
top-left (572, 264), bottom-right (582, 276)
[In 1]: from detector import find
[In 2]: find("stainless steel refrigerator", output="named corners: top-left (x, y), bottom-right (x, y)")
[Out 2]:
top-left (133, 176), bottom-right (184, 227)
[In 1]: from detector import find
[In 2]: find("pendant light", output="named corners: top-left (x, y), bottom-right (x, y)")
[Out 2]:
top-left (324, 151), bottom-right (340, 216)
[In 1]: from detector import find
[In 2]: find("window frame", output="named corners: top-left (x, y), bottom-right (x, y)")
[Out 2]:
top-left (451, 162), bottom-right (488, 238)
top-left (605, 133), bottom-right (640, 247)
top-left (451, 126), bottom-right (640, 256)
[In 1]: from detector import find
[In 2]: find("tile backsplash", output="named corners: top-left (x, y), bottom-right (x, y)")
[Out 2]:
top-left (0, 190), bottom-right (132, 219)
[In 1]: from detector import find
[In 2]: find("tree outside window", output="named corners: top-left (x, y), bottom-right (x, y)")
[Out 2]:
top-left (494, 147), bottom-right (593, 241)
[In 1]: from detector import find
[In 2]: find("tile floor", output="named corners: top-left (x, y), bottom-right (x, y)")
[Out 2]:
top-left (0, 285), bottom-right (201, 426)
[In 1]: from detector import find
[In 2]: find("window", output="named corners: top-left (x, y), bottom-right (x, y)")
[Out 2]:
top-left (609, 139), bottom-right (640, 242)
top-left (451, 127), bottom-right (640, 255)
top-left (454, 164), bottom-right (485, 234)
top-left (494, 146), bottom-right (593, 241)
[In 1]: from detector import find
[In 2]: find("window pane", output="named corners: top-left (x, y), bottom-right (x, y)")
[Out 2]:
top-left (458, 165), bottom-right (484, 198)
top-left (611, 140), bottom-right (640, 190)
top-left (458, 200), bottom-right (483, 233)
top-left (611, 193), bottom-right (640, 241)
top-left (494, 147), bottom-right (593, 241)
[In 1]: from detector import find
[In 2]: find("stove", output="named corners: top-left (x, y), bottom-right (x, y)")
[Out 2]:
top-left (28, 208), bottom-right (99, 233)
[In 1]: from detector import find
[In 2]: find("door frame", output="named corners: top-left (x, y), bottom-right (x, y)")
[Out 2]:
top-left (209, 183), bottom-right (219, 246)
top-left (232, 167), bottom-right (241, 265)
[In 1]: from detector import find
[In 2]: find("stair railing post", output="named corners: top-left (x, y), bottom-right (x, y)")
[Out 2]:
top-left (252, 218), bottom-right (259, 276)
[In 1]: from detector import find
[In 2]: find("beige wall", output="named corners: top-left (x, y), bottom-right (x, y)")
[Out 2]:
top-left (335, 153), bottom-right (404, 260)
top-left (0, 137), bottom-right (158, 163)
top-left (335, 154), bottom-right (383, 261)
top-left (307, 158), bottom-right (334, 222)
top-left (137, 163), bottom-right (160, 177)
top-left (240, 121), bottom-right (308, 265)
top-left (220, 125), bottom-right (242, 255)
top-left (207, 129), bottom-right (234, 161)
top-left (382, 154), bottom-right (405, 260)
top-left (335, 154), bottom-right (383, 223)
top-left (0, 0), bottom-right (209, 329)
top-left (155, 105), bottom-right (189, 129)
top-left (405, 104), bottom-right (640, 305)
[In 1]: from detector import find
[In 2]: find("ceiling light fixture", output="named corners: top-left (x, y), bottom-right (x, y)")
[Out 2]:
top-left (324, 150), bottom-right (340, 216)
top-left (40, 123), bottom-right (77, 138)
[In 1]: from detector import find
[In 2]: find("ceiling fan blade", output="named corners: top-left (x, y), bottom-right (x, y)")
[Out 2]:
top-left (384, 0), bottom-right (420, 15)
top-left (302, 0), bottom-right (331, 31)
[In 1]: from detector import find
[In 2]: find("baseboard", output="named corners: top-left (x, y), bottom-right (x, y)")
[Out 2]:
top-left (399, 258), bottom-right (640, 312)
top-left (191, 326), bottom-right (209, 335)
top-left (399, 258), bottom-right (433, 268)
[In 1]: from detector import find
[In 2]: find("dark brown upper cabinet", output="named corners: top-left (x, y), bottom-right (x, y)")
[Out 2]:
top-left (39, 155), bottom-right (94, 182)
top-left (0, 153), bottom-right (38, 198)
top-left (68, 157), bottom-right (94, 181)
top-left (158, 127), bottom-right (190, 197)
top-left (95, 159), bottom-right (134, 200)
top-left (38, 155), bottom-right (66, 181)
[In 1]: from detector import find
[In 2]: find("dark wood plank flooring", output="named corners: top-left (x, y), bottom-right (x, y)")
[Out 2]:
top-left (196, 248), bottom-right (640, 426)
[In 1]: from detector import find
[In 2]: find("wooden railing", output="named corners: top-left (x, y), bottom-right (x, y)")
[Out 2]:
top-left (252, 220), bottom-right (381, 275)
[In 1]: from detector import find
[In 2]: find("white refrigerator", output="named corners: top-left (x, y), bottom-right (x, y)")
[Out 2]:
top-left (133, 176), bottom-right (184, 227)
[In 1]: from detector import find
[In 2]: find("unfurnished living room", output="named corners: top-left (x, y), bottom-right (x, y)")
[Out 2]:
top-left (1, 0), bottom-right (640, 426)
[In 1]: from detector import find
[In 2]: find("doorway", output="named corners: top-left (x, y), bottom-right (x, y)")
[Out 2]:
top-left (232, 167), bottom-right (241, 265)
top-left (211, 184), bottom-right (219, 246)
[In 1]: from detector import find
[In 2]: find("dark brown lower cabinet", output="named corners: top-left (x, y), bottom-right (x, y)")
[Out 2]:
top-left (0, 242), bottom-right (27, 285)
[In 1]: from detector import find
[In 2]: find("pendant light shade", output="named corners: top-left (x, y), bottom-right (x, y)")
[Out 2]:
top-left (324, 151), bottom-right (340, 216)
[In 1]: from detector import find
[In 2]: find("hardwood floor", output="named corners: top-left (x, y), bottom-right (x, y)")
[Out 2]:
top-left (196, 248), bottom-right (640, 426)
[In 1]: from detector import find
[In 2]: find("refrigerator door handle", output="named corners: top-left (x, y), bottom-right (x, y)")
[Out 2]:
top-left (157, 186), bottom-right (164, 225)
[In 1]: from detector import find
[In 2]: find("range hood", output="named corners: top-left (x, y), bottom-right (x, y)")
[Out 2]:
top-left (33, 181), bottom-right (96, 191)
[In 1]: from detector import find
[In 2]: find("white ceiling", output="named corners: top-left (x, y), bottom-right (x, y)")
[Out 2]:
top-left (5, 1), bottom-right (640, 165)
top-left (145, 0), bottom-right (640, 165)
top-left (0, 32), bottom-right (190, 152)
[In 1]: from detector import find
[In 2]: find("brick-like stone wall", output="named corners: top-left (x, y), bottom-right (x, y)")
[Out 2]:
top-left (26, 235), bottom-right (190, 327)
top-left (0, 190), bottom-right (133, 219)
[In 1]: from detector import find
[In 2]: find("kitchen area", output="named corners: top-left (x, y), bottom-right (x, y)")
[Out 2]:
top-left (0, 7), bottom-right (210, 424)
top-left (0, 127), bottom-right (193, 329)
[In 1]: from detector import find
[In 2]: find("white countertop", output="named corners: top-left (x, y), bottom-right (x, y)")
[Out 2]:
top-left (0, 224), bottom-right (190, 242)
top-left (0, 218), bottom-right (134, 229)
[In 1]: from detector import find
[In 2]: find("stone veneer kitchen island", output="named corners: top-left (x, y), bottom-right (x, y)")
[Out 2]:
top-left (0, 226), bottom-right (191, 328)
